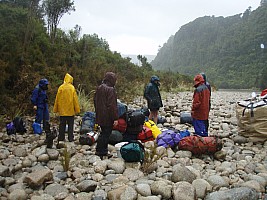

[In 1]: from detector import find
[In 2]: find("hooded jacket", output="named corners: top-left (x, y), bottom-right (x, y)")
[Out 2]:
top-left (31, 78), bottom-right (49, 109)
top-left (53, 73), bottom-right (80, 116)
top-left (191, 74), bottom-right (210, 120)
top-left (94, 72), bottom-right (118, 126)
top-left (144, 76), bottom-right (163, 110)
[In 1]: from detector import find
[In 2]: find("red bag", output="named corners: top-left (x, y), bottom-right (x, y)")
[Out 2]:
top-left (178, 135), bottom-right (222, 155)
top-left (137, 126), bottom-right (154, 143)
top-left (113, 118), bottom-right (127, 133)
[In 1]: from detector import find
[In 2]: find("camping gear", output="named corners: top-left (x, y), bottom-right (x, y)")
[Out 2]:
top-left (80, 111), bottom-right (96, 134)
top-left (236, 97), bottom-right (267, 142)
top-left (79, 131), bottom-right (100, 145)
top-left (144, 120), bottom-right (161, 138)
top-left (157, 116), bottom-right (167, 124)
top-left (137, 126), bottom-right (154, 142)
top-left (120, 141), bottom-right (145, 163)
top-left (109, 130), bottom-right (123, 145)
top-left (123, 125), bottom-right (143, 141)
top-left (13, 117), bottom-right (27, 133)
top-left (44, 122), bottom-right (57, 148)
top-left (179, 129), bottom-right (191, 139)
top-left (117, 100), bottom-right (127, 118)
top-left (6, 122), bottom-right (16, 135)
top-left (115, 142), bottom-right (129, 158)
top-left (180, 112), bottom-right (193, 124)
top-left (156, 129), bottom-right (181, 148)
top-left (113, 118), bottom-right (127, 133)
top-left (126, 110), bottom-right (146, 127)
top-left (178, 135), bottom-right (222, 155)
top-left (32, 122), bottom-right (42, 135)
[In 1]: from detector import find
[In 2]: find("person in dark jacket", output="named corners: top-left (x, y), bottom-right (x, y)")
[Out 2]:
top-left (94, 72), bottom-right (118, 159)
top-left (31, 78), bottom-right (49, 129)
top-left (200, 72), bottom-right (211, 131)
top-left (144, 75), bottom-right (163, 124)
top-left (191, 74), bottom-right (210, 136)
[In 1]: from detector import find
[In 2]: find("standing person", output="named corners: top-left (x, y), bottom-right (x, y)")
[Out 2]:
top-left (94, 72), bottom-right (118, 159)
top-left (31, 78), bottom-right (49, 130)
top-left (200, 72), bottom-right (211, 131)
top-left (191, 74), bottom-right (210, 137)
top-left (144, 75), bottom-right (163, 124)
top-left (53, 73), bottom-right (80, 142)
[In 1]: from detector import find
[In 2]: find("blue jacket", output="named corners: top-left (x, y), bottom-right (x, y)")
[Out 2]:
top-left (144, 76), bottom-right (163, 110)
top-left (31, 79), bottom-right (48, 109)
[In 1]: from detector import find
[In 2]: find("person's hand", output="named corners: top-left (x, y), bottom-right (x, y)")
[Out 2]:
top-left (33, 106), bottom-right (37, 110)
top-left (113, 120), bottom-right (118, 127)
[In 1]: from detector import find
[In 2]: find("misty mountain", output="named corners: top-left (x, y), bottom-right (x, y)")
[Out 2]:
top-left (151, 3), bottom-right (267, 89)
top-left (123, 54), bottom-right (156, 66)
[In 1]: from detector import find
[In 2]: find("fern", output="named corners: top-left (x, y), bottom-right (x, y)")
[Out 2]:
top-left (60, 145), bottom-right (71, 172)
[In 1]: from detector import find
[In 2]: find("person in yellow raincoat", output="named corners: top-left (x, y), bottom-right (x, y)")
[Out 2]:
top-left (53, 73), bottom-right (80, 142)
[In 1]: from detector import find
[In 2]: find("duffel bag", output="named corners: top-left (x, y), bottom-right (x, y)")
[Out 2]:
top-left (178, 135), bottom-right (222, 155)
top-left (79, 131), bottom-right (99, 145)
top-left (126, 110), bottom-right (145, 127)
top-left (120, 141), bottom-right (145, 163)
top-left (137, 126), bottom-right (154, 143)
top-left (156, 129), bottom-right (181, 148)
top-left (113, 118), bottom-right (127, 133)
top-left (144, 120), bottom-right (161, 138)
top-left (180, 112), bottom-right (193, 124)
top-left (109, 130), bottom-right (123, 145)
top-left (32, 122), bottom-right (42, 135)
top-left (6, 122), bottom-right (16, 135)
top-left (80, 111), bottom-right (95, 134)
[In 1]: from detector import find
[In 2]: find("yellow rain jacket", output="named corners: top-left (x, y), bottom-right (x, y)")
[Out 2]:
top-left (53, 73), bottom-right (80, 116)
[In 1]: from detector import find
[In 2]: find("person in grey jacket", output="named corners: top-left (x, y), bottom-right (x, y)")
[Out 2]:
top-left (144, 75), bottom-right (163, 124)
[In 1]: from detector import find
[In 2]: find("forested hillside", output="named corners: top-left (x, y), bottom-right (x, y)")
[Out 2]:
top-left (151, 3), bottom-right (267, 89)
top-left (0, 0), bottom-right (192, 119)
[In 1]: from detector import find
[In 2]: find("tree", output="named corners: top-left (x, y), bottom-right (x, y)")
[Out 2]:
top-left (42, 0), bottom-right (75, 42)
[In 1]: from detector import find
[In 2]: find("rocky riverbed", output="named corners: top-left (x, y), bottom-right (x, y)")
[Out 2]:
top-left (0, 91), bottom-right (266, 200)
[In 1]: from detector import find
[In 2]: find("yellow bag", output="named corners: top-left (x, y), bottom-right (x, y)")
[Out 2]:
top-left (144, 120), bottom-right (161, 138)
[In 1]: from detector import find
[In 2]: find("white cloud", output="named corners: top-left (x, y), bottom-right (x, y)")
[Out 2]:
top-left (59, 0), bottom-right (260, 55)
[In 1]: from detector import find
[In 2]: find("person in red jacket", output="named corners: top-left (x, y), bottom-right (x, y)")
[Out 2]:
top-left (94, 72), bottom-right (119, 159)
top-left (191, 74), bottom-right (210, 136)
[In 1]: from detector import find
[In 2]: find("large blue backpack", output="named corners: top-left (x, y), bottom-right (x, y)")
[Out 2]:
top-left (80, 112), bottom-right (96, 134)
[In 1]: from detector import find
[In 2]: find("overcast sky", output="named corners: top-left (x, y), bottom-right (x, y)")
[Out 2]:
top-left (59, 0), bottom-right (260, 55)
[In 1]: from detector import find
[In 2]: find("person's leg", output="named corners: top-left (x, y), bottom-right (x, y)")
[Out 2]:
top-left (43, 104), bottom-right (50, 130)
top-left (58, 116), bottom-right (66, 141)
top-left (150, 110), bottom-right (158, 124)
top-left (35, 107), bottom-right (43, 124)
top-left (192, 119), bottom-right (208, 137)
top-left (67, 116), bottom-right (74, 142)
top-left (96, 126), bottom-right (113, 156)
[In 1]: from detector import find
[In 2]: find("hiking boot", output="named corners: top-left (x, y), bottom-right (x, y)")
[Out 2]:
top-left (95, 152), bottom-right (113, 160)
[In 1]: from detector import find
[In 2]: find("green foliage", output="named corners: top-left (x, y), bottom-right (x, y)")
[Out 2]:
top-left (141, 142), bottom-right (166, 174)
top-left (0, 1), bottom-right (193, 119)
top-left (152, 4), bottom-right (267, 89)
top-left (60, 144), bottom-right (71, 172)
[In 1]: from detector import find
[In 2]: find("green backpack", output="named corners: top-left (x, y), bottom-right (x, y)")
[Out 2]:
top-left (120, 141), bottom-right (145, 163)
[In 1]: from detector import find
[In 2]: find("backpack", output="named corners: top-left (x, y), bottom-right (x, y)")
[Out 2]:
top-left (79, 131), bottom-right (99, 145)
top-left (156, 129), bottom-right (181, 148)
top-left (120, 141), bottom-right (145, 163)
top-left (80, 112), bottom-right (96, 134)
top-left (144, 120), bottom-right (161, 138)
top-left (137, 126), bottom-right (154, 143)
top-left (13, 117), bottom-right (27, 134)
top-left (113, 118), bottom-right (127, 133)
top-left (126, 110), bottom-right (145, 127)
top-left (178, 135), bottom-right (223, 155)
top-left (109, 130), bottom-right (123, 145)
top-left (6, 122), bottom-right (16, 135)
top-left (180, 112), bottom-right (193, 124)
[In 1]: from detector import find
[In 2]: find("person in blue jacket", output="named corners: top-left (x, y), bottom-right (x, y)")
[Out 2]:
top-left (144, 75), bottom-right (163, 124)
top-left (31, 78), bottom-right (49, 129)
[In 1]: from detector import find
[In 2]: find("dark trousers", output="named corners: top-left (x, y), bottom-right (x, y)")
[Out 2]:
top-left (96, 126), bottom-right (112, 155)
top-left (58, 116), bottom-right (74, 142)
top-left (35, 104), bottom-right (49, 130)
